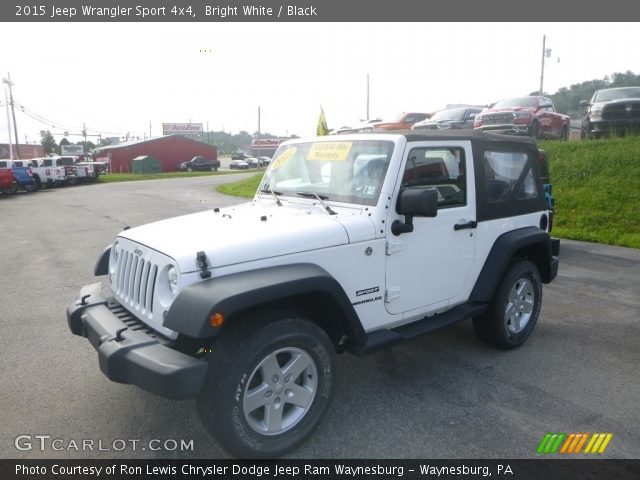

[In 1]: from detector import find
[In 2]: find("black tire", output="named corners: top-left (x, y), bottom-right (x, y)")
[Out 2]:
top-left (473, 259), bottom-right (542, 349)
top-left (529, 121), bottom-right (541, 139)
top-left (561, 125), bottom-right (568, 141)
top-left (23, 182), bottom-right (38, 193)
top-left (34, 175), bottom-right (43, 189)
top-left (3, 183), bottom-right (18, 195)
top-left (67, 176), bottom-right (78, 186)
top-left (197, 312), bottom-right (335, 458)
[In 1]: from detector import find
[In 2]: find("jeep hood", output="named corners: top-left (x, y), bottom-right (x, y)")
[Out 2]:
top-left (118, 202), bottom-right (375, 273)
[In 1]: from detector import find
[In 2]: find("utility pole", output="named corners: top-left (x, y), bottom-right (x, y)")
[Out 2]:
top-left (149, 120), bottom-right (152, 139)
top-left (3, 86), bottom-right (13, 159)
top-left (539, 35), bottom-right (552, 95)
top-left (3, 73), bottom-right (20, 159)
top-left (366, 73), bottom-right (370, 121)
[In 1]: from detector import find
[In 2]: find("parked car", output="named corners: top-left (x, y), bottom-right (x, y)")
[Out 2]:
top-left (231, 151), bottom-right (250, 160)
top-left (580, 86), bottom-right (640, 139)
top-left (244, 157), bottom-right (260, 168)
top-left (229, 159), bottom-right (250, 169)
top-left (373, 112), bottom-right (433, 131)
top-left (474, 96), bottom-right (570, 140)
top-left (0, 159), bottom-right (38, 192)
top-left (412, 107), bottom-right (483, 130)
top-left (179, 156), bottom-right (220, 172)
top-left (258, 156), bottom-right (272, 166)
top-left (0, 167), bottom-right (17, 195)
top-left (335, 119), bottom-right (383, 134)
top-left (69, 130), bottom-right (558, 459)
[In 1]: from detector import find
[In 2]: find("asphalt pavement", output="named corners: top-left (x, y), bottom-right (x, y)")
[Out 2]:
top-left (1, 176), bottom-right (638, 459)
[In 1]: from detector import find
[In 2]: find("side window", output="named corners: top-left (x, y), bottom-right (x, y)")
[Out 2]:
top-left (0, 161), bottom-right (8, 168)
top-left (402, 147), bottom-right (466, 208)
top-left (484, 151), bottom-right (538, 203)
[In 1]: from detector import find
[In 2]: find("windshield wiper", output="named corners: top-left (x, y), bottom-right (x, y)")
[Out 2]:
top-left (296, 191), bottom-right (336, 215)
top-left (259, 188), bottom-right (283, 206)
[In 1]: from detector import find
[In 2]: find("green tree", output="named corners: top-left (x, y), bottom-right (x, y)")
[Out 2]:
top-left (40, 130), bottom-right (59, 155)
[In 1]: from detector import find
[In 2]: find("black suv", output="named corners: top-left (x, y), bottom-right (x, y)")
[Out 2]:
top-left (179, 156), bottom-right (220, 172)
top-left (580, 86), bottom-right (640, 139)
top-left (231, 151), bottom-right (250, 160)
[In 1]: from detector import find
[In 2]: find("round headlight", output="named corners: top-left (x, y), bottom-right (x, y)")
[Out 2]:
top-left (112, 241), bottom-right (120, 261)
top-left (167, 266), bottom-right (178, 293)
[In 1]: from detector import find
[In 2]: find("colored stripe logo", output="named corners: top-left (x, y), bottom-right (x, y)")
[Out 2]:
top-left (537, 433), bottom-right (613, 454)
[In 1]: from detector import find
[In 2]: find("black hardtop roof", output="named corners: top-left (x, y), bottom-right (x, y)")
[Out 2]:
top-left (372, 128), bottom-right (538, 146)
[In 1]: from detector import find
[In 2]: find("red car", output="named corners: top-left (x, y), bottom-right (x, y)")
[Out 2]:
top-left (474, 96), bottom-right (570, 140)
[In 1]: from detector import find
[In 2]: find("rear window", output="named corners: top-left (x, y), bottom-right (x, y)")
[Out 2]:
top-left (484, 151), bottom-right (538, 203)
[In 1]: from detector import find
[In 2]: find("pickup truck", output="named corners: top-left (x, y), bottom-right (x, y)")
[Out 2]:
top-left (0, 167), bottom-right (16, 195)
top-left (474, 96), bottom-right (570, 140)
top-left (69, 131), bottom-right (559, 458)
top-left (42, 157), bottom-right (78, 185)
top-left (13, 158), bottom-right (66, 188)
top-left (0, 159), bottom-right (38, 192)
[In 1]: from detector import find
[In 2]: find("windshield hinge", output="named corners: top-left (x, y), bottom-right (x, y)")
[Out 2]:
top-left (196, 251), bottom-right (211, 279)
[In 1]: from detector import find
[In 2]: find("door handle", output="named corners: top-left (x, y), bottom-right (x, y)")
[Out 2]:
top-left (454, 220), bottom-right (477, 231)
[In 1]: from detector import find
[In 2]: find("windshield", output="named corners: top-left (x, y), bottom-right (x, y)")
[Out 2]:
top-left (260, 140), bottom-right (394, 206)
top-left (430, 108), bottom-right (467, 121)
top-left (594, 87), bottom-right (640, 102)
top-left (493, 97), bottom-right (537, 108)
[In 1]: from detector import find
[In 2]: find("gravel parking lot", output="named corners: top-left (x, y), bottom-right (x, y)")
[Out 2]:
top-left (1, 176), bottom-right (639, 459)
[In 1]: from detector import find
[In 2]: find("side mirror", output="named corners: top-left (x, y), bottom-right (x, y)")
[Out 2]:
top-left (392, 188), bottom-right (438, 235)
top-left (579, 100), bottom-right (589, 107)
top-left (467, 113), bottom-right (476, 120)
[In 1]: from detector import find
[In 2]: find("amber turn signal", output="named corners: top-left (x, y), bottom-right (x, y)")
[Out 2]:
top-left (209, 312), bottom-right (224, 328)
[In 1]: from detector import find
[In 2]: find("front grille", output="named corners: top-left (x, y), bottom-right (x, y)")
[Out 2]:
top-left (113, 248), bottom-right (158, 317)
top-left (602, 102), bottom-right (640, 120)
top-left (107, 300), bottom-right (172, 345)
top-left (482, 113), bottom-right (514, 125)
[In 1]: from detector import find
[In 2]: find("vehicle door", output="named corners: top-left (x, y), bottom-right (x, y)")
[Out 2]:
top-left (385, 141), bottom-right (477, 315)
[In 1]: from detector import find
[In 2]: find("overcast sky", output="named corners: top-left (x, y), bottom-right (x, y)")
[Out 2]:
top-left (1, 22), bottom-right (639, 144)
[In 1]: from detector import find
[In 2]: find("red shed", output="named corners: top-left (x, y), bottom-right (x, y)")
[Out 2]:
top-left (92, 135), bottom-right (217, 173)
top-left (0, 143), bottom-right (45, 160)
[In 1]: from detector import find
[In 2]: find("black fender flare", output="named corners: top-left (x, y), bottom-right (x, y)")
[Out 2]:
top-left (469, 227), bottom-right (553, 303)
top-left (163, 263), bottom-right (365, 342)
top-left (94, 245), bottom-right (112, 276)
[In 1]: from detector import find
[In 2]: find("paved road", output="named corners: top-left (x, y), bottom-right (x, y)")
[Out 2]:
top-left (1, 177), bottom-right (639, 459)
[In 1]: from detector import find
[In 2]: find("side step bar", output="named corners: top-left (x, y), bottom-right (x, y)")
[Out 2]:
top-left (358, 302), bottom-right (487, 354)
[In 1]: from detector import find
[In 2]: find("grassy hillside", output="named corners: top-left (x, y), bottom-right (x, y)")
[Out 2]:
top-left (217, 137), bottom-right (640, 249)
top-left (540, 136), bottom-right (640, 249)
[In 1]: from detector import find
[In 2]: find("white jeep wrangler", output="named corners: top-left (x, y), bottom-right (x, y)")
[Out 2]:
top-left (68, 131), bottom-right (559, 458)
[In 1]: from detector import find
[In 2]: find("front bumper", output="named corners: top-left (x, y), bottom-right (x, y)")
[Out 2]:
top-left (589, 118), bottom-right (640, 134)
top-left (549, 238), bottom-right (560, 283)
top-left (474, 124), bottom-right (530, 135)
top-left (67, 283), bottom-right (207, 400)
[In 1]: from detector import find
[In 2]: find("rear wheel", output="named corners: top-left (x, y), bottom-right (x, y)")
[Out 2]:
top-left (23, 182), bottom-right (38, 193)
top-left (197, 312), bottom-right (335, 458)
top-left (473, 259), bottom-right (542, 349)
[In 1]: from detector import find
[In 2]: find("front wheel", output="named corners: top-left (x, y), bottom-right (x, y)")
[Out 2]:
top-left (210, 166), bottom-right (217, 172)
top-left (23, 182), bottom-right (38, 193)
top-left (473, 259), bottom-right (542, 349)
top-left (560, 125), bottom-right (569, 141)
top-left (529, 121), bottom-right (541, 139)
top-left (3, 183), bottom-right (18, 195)
top-left (197, 312), bottom-right (335, 458)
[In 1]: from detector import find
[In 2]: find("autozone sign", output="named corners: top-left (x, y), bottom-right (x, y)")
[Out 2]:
top-left (162, 123), bottom-right (203, 135)
top-left (61, 144), bottom-right (84, 155)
